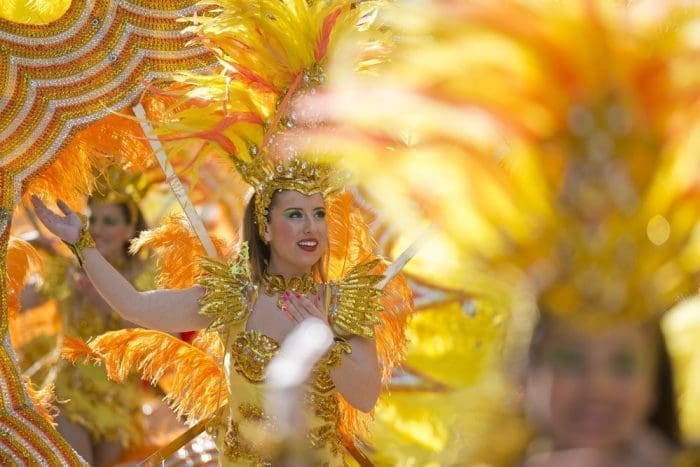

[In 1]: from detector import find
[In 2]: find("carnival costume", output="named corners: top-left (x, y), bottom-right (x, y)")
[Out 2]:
top-left (63, 1), bottom-right (411, 465)
top-left (298, 0), bottom-right (700, 464)
top-left (43, 258), bottom-right (151, 446)
top-left (13, 169), bottom-right (156, 447)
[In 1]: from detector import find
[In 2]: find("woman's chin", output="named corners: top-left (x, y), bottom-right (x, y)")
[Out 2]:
top-left (556, 428), bottom-right (624, 451)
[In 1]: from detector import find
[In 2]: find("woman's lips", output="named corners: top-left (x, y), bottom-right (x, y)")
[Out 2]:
top-left (297, 239), bottom-right (318, 252)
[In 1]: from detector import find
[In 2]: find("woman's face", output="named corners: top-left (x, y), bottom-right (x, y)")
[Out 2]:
top-left (524, 321), bottom-right (657, 451)
top-left (263, 190), bottom-right (327, 276)
top-left (87, 201), bottom-right (135, 263)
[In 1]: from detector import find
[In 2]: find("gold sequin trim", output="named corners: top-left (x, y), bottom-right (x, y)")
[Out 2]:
top-left (311, 339), bottom-right (352, 393)
top-left (197, 244), bottom-right (257, 331)
top-left (232, 331), bottom-right (279, 384)
top-left (326, 259), bottom-right (384, 339)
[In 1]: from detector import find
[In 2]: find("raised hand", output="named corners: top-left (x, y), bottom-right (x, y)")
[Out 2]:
top-left (30, 195), bottom-right (83, 245)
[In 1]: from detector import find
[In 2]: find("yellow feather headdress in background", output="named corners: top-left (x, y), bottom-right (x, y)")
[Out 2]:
top-left (295, 0), bottom-right (700, 457)
top-left (304, 0), bottom-right (700, 325)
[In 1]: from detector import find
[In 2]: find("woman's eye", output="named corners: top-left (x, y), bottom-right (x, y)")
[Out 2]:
top-left (611, 353), bottom-right (639, 377)
top-left (285, 210), bottom-right (303, 219)
top-left (547, 348), bottom-right (585, 374)
top-left (104, 217), bottom-right (119, 226)
top-left (88, 216), bottom-right (96, 224)
top-left (314, 210), bottom-right (326, 219)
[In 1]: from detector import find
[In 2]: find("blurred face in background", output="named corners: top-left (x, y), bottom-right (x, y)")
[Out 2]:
top-left (87, 201), bottom-right (135, 263)
top-left (524, 320), bottom-right (657, 452)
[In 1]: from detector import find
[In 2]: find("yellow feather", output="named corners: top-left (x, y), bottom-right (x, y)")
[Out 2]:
top-left (325, 190), bottom-right (376, 280)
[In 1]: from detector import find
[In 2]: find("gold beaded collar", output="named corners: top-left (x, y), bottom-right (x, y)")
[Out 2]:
top-left (261, 269), bottom-right (316, 298)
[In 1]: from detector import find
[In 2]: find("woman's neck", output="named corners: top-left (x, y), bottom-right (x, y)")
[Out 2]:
top-left (266, 261), bottom-right (311, 279)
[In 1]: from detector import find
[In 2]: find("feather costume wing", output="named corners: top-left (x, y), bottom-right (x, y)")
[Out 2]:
top-left (131, 213), bottom-right (233, 290)
top-left (6, 237), bottom-right (42, 320)
top-left (63, 330), bottom-right (227, 424)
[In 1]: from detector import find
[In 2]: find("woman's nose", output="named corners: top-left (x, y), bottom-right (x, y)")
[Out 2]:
top-left (89, 221), bottom-right (103, 235)
top-left (303, 219), bottom-right (313, 234)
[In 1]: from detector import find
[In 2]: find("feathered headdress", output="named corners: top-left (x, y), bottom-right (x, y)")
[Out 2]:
top-left (152, 0), bottom-right (385, 235)
top-left (89, 166), bottom-right (159, 225)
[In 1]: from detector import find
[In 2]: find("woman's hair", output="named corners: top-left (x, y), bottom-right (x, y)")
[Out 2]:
top-left (526, 314), bottom-right (681, 445)
top-left (243, 193), bottom-right (271, 285)
top-left (647, 322), bottom-right (681, 445)
top-left (242, 190), bottom-right (328, 284)
top-left (88, 197), bottom-right (148, 259)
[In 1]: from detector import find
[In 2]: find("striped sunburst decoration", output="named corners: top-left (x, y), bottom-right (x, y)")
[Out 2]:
top-left (0, 0), bottom-right (216, 206)
top-left (0, 1), bottom-right (217, 463)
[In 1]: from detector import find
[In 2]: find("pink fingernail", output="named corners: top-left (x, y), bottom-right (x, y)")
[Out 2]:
top-left (283, 291), bottom-right (290, 299)
top-left (295, 293), bottom-right (301, 299)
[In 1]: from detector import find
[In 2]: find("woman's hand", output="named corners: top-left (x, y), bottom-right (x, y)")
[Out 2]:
top-left (283, 292), bottom-right (329, 326)
top-left (31, 195), bottom-right (83, 245)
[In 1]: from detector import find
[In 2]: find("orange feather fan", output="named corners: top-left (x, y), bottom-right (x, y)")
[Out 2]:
top-left (130, 213), bottom-right (233, 289)
top-left (5, 237), bottom-right (42, 319)
top-left (22, 95), bottom-right (170, 208)
top-left (22, 378), bottom-right (58, 424)
top-left (63, 330), bottom-right (227, 424)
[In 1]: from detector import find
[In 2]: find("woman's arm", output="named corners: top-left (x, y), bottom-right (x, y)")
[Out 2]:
top-left (329, 336), bottom-right (381, 412)
top-left (81, 249), bottom-right (210, 332)
top-left (31, 196), bottom-right (211, 333)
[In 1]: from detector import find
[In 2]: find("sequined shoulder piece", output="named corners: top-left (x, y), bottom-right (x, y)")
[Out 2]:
top-left (197, 244), bottom-right (258, 332)
top-left (327, 258), bottom-right (384, 339)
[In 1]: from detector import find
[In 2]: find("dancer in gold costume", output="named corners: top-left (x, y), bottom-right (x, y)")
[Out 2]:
top-left (30, 1), bottom-right (411, 464)
top-left (18, 171), bottom-right (154, 466)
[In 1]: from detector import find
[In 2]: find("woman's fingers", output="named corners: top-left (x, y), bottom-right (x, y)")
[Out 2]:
top-left (31, 195), bottom-right (50, 218)
top-left (282, 301), bottom-right (303, 322)
top-left (56, 199), bottom-right (74, 216)
top-left (287, 294), bottom-right (327, 323)
top-left (30, 195), bottom-right (82, 243)
top-left (32, 196), bottom-right (62, 223)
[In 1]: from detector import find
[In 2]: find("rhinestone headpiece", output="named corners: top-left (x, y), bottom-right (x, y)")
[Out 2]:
top-left (90, 167), bottom-right (153, 225)
top-left (236, 154), bottom-right (347, 237)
